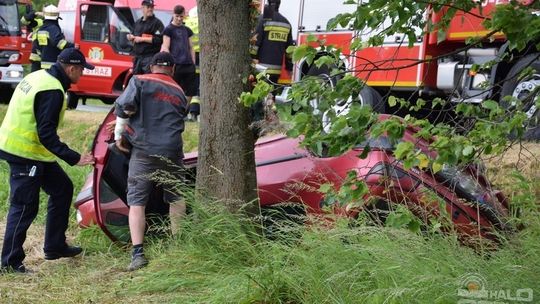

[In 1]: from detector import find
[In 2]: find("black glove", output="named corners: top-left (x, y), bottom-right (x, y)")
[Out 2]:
top-left (24, 11), bottom-right (36, 21)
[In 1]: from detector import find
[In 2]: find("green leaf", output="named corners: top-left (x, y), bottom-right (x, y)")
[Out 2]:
top-left (388, 96), bottom-right (397, 107)
top-left (462, 145), bottom-right (474, 156)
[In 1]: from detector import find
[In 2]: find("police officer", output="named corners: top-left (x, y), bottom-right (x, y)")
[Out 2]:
top-left (0, 48), bottom-right (95, 273)
top-left (33, 5), bottom-right (74, 71)
top-left (127, 0), bottom-right (164, 75)
top-left (250, 0), bottom-right (294, 84)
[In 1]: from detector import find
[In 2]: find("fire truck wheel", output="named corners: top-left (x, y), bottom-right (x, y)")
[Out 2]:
top-left (500, 53), bottom-right (540, 119)
top-left (67, 92), bottom-right (79, 110)
top-left (101, 97), bottom-right (116, 105)
top-left (0, 87), bottom-right (14, 104)
top-left (306, 64), bottom-right (342, 86)
top-left (500, 53), bottom-right (540, 140)
top-left (322, 85), bottom-right (385, 133)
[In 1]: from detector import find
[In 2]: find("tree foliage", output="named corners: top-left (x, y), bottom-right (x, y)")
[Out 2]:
top-left (242, 0), bottom-right (540, 210)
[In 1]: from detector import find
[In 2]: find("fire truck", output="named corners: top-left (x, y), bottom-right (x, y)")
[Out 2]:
top-left (57, 0), bottom-right (196, 105)
top-left (277, 0), bottom-right (539, 117)
top-left (0, 0), bottom-right (31, 103)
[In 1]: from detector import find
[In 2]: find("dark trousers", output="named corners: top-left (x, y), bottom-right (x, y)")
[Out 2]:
top-left (1, 161), bottom-right (73, 268)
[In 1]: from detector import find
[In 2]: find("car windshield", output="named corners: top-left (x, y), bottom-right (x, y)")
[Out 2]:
top-left (0, 1), bottom-right (19, 36)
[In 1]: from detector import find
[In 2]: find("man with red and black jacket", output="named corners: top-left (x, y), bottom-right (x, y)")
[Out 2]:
top-left (114, 52), bottom-right (187, 271)
top-left (127, 0), bottom-right (164, 74)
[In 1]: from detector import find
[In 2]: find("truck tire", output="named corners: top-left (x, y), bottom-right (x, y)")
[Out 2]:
top-left (101, 97), bottom-right (116, 105)
top-left (67, 92), bottom-right (79, 109)
top-left (500, 53), bottom-right (540, 140)
top-left (500, 53), bottom-right (540, 119)
top-left (0, 87), bottom-right (14, 104)
top-left (322, 85), bottom-right (386, 133)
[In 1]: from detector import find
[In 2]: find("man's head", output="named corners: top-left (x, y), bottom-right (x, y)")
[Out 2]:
top-left (150, 52), bottom-right (174, 75)
top-left (172, 5), bottom-right (186, 25)
top-left (43, 4), bottom-right (61, 20)
top-left (141, 0), bottom-right (155, 18)
top-left (57, 48), bottom-right (95, 84)
top-left (268, 0), bottom-right (281, 11)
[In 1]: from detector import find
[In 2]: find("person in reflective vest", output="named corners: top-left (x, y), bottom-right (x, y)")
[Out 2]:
top-left (184, 6), bottom-right (201, 121)
top-left (0, 48), bottom-right (95, 274)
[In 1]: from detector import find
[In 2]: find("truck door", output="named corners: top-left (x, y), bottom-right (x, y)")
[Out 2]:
top-left (71, 2), bottom-right (133, 103)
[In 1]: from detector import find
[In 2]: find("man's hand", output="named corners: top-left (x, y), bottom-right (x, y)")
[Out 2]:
top-left (115, 137), bottom-right (131, 154)
top-left (77, 153), bottom-right (95, 166)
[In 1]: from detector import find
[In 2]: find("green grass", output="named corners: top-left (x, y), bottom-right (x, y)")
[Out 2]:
top-left (0, 105), bottom-right (539, 303)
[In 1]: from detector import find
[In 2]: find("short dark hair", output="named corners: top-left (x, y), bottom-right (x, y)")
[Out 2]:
top-left (174, 5), bottom-right (185, 15)
top-left (269, 0), bottom-right (280, 11)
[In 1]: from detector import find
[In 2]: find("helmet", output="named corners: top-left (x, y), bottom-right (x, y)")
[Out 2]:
top-left (188, 6), bottom-right (198, 18)
top-left (43, 5), bottom-right (60, 20)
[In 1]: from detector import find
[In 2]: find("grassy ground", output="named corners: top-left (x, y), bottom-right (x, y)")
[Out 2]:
top-left (0, 105), bottom-right (538, 303)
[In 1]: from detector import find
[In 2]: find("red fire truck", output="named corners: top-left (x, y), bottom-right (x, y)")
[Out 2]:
top-left (0, 0), bottom-right (31, 102)
top-left (57, 0), bottom-right (196, 105)
top-left (277, 0), bottom-right (538, 117)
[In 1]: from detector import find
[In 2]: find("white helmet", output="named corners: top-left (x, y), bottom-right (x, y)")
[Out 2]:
top-left (43, 5), bottom-right (60, 20)
top-left (188, 6), bottom-right (198, 18)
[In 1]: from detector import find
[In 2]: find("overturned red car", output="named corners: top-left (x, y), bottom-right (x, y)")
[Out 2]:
top-left (74, 112), bottom-right (511, 244)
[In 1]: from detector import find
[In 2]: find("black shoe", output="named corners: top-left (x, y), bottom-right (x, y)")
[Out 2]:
top-left (44, 245), bottom-right (83, 260)
top-left (1, 264), bottom-right (33, 274)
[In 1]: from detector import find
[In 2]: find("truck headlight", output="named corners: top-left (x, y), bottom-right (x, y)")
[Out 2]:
top-left (8, 70), bottom-right (22, 78)
top-left (8, 53), bottom-right (20, 62)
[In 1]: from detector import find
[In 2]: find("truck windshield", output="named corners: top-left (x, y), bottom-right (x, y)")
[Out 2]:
top-left (0, 1), bottom-right (20, 36)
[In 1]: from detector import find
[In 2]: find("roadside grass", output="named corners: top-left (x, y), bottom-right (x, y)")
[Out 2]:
top-left (0, 104), bottom-right (538, 303)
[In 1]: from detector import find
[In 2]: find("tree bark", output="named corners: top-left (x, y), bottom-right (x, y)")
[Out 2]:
top-left (196, 0), bottom-right (259, 215)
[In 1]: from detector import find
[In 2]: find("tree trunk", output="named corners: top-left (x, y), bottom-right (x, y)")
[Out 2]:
top-left (196, 0), bottom-right (259, 215)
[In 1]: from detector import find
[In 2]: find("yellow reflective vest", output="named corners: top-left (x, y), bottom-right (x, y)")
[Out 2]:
top-left (0, 70), bottom-right (66, 162)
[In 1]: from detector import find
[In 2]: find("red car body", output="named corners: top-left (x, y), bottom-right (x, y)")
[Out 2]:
top-left (74, 112), bottom-right (510, 243)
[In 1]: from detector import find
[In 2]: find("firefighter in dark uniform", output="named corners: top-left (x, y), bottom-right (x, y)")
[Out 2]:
top-left (33, 5), bottom-right (74, 71)
top-left (20, 4), bottom-right (44, 72)
top-left (250, 0), bottom-right (294, 84)
top-left (128, 0), bottom-right (164, 75)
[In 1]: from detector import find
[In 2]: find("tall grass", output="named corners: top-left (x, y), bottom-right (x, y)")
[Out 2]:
top-left (0, 104), bottom-right (538, 303)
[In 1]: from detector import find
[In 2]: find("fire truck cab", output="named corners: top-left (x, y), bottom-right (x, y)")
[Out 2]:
top-left (57, 0), bottom-right (196, 105)
top-left (0, 0), bottom-right (31, 103)
top-left (277, 0), bottom-right (539, 118)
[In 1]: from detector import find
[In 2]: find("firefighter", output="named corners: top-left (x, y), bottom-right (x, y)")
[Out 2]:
top-left (184, 6), bottom-right (201, 122)
top-left (20, 4), bottom-right (44, 72)
top-left (127, 0), bottom-right (164, 75)
top-left (250, 0), bottom-right (294, 84)
top-left (34, 5), bottom-right (75, 71)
